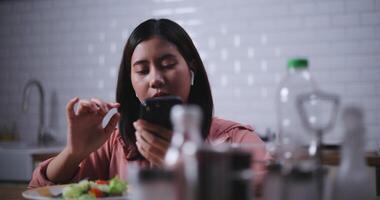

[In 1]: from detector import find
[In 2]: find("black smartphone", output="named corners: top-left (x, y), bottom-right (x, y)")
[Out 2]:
top-left (139, 95), bottom-right (183, 130)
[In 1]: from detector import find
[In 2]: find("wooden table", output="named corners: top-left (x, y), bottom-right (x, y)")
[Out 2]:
top-left (0, 182), bottom-right (28, 200)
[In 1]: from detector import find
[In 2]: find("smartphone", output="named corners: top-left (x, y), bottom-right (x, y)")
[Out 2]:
top-left (139, 95), bottom-right (183, 130)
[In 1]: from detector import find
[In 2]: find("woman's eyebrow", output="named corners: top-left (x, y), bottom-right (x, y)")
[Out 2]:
top-left (159, 54), bottom-right (176, 61)
top-left (132, 59), bottom-right (148, 67)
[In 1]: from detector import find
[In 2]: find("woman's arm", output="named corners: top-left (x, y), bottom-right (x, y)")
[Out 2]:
top-left (45, 147), bottom-right (86, 183)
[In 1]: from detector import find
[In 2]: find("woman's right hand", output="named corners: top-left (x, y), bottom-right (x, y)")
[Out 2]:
top-left (65, 97), bottom-right (120, 159)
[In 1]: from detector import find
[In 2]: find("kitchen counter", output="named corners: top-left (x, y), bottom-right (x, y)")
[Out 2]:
top-left (0, 142), bottom-right (63, 181)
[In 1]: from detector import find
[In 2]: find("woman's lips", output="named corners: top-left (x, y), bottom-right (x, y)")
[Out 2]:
top-left (152, 92), bottom-right (170, 98)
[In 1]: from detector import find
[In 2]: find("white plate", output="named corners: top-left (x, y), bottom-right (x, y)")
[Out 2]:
top-left (22, 185), bottom-right (129, 200)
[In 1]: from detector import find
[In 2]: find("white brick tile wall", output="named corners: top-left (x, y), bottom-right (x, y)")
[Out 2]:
top-left (316, 1), bottom-right (344, 14)
top-left (332, 14), bottom-right (360, 27)
top-left (0, 0), bottom-right (379, 149)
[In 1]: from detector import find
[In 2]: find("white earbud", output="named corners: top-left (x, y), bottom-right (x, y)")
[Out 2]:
top-left (190, 70), bottom-right (195, 86)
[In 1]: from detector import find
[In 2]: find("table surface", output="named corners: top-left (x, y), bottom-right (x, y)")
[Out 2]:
top-left (1, 150), bottom-right (379, 200)
top-left (322, 150), bottom-right (380, 166)
top-left (0, 182), bottom-right (28, 200)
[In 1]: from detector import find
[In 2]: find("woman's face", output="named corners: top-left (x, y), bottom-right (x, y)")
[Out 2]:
top-left (130, 36), bottom-right (192, 103)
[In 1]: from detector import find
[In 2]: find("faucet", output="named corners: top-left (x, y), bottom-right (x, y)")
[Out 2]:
top-left (22, 79), bottom-right (55, 145)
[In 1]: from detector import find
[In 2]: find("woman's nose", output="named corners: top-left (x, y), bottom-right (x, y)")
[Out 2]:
top-left (149, 69), bottom-right (165, 89)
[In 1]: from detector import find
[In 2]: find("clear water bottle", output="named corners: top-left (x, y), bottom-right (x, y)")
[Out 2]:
top-left (276, 58), bottom-right (318, 164)
top-left (165, 105), bottom-right (203, 200)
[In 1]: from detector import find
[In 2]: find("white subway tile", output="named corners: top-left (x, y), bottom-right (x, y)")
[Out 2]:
top-left (312, 56), bottom-right (346, 70)
top-left (0, 14), bottom-right (21, 25)
top-left (304, 16), bottom-right (330, 28)
top-left (345, 0), bottom-right (376, 12)
top-left (290, 3), bottom-right (316, 15)
top-left (364, 110), bottom-right (377, 125)
top-left (345, 27), bottom-right (377, 40)
top-left (280, 43), bottom-right (331, 57)
top-left (0, 27), bottom-right (12, 37)
top-left (51, 0), bottom-right (74, 9)
top-left (331, 40), bottom-right (380, 55)
top-left (39, 9), bottom-right (62, 21)
top-left (361, 97), bottom-right (380, 111)
top-left (0, 4), bottom-right (12, 14)
top-left (332, 14), bottom-right (360, 27)
top-left (345, 55), bottom-right (380, 68)
top-left (376, 26), bottom-right (380, 37)
top-left (361, 68), bottom-right (380, 82)
top-left (344, 83), bottom-right (377, 97)
top-left (0, 49), bottom-right (10, 58)
top-left (312, 71), bottom-right (331, 83)
top-left (316, 1), bottom-right (344, 14)
top-left (266, 30), bottom-right (316, 45)
top-left (11, 2), bottom-right (32, 13)
top-left (319, 84), bottom-right (346, 96)
top-left (330, 69), bottom-right (362, 83)
top-left (60, 8), bottom-right (84, 20)
top-left (31, 1), bottom-right (53, 10)
top-left (275, 17), bottom-right (303, 29)
top-left (366, 125), bottom-right (380, 140)
top-left (360, 12), bottom-right (380, 25)
top-left (314, 28), bottom-right (346, 42)
top-left (19, 12), bottom-right (41, 23)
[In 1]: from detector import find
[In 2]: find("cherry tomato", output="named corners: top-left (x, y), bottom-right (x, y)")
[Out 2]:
top-left (89, 188), bottom-right (103, 197)
top-left (95, 180), bottom-right (109, 185)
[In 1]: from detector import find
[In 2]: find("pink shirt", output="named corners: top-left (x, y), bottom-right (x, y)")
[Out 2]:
top-left (28, 117), bottom-right (268, 188)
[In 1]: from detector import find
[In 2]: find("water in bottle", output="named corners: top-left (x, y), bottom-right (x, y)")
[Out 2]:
top-left (276, 58), bottom-right (318, 166)
top-left (165, 105), bottom-right (203, 200)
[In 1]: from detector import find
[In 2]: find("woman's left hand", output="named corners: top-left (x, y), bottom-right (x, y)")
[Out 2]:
top-left (133, 119), bottom-right (173, 167)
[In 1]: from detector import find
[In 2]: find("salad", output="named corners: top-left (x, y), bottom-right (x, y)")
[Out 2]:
top-left (62, 177), bottom-right (128, 200)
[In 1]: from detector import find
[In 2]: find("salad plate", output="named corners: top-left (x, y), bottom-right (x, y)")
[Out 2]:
top-left (23, 178), bottom-right (128, 200)
top-left (22, 185), bottom-right (129, 200)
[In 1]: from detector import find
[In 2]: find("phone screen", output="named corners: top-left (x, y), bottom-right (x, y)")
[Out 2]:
top-left (139, 96), bottom-right (182, 129)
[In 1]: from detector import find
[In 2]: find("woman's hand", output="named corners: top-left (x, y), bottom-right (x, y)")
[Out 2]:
top-left (133, 119), bottom-right (173, 167)
top-left (46, 97), bottom-right (120, 183)
top-left (65, 97), bottom-right (120, 159)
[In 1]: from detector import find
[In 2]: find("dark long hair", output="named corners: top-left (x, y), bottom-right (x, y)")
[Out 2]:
top-left (116, 18), bottom-right (213, 160)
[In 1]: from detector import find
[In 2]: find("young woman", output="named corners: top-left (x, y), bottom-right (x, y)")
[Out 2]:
top-left (29, 19), bottom-right (268, 189)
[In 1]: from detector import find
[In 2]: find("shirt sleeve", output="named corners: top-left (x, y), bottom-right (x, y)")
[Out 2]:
top-left (28, 158), bottom-right (61, 188)
top-left (28, 131), bottom-right (117, 189)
